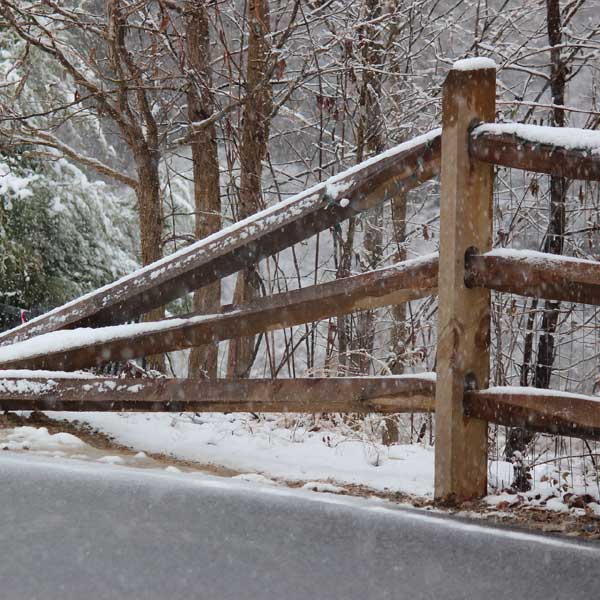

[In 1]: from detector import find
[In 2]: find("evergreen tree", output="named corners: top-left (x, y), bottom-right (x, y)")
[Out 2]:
top-left (0, 148), bottom-right (137, 317)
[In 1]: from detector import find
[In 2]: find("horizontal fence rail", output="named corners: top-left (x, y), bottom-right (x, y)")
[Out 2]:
top-left (0, 255), bottom-right (438, 371)
top-left (0, 375), bottom-right (436, 414)
top-left (464, 387), bottom-right (600, 442)
top-left (4, 372), bottom-right (599, 445)
top-left (470, 123), bottom-right (600, 181)
top-left (0, 130), bottom-right (441, 347)
top-left (465, 249), bottom-right (600, 305)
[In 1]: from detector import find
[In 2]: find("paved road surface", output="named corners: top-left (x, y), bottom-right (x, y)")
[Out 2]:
top-left (0, 453), bottom-right (598, 599)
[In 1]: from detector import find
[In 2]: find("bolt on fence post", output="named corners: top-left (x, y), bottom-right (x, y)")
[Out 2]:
top-left (434, 59), bottom-right (496, 503)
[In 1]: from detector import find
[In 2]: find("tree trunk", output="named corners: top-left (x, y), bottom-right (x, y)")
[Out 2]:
top-left (389, 192), bottom-right (408, 376)
top-left (186, 0), bottom-right (221, 379)
top-left (336, 219), bottom-right (356, 373)
top-left (135, 147), bottom-right (165, 372)
top-left (383, 191), bottom-right (408, 445)
top-left (226, 0), bottom-right (272, 378)
top-left (535, 0), bottom-right (567, 390)
top-left (354, 0), bottom-right (386, 374)
top-left (506, 0), bottom-right (567, 488)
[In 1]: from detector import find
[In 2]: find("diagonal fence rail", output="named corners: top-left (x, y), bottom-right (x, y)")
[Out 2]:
top-left (0, 255), bottom-right (438, 371)
top-left (0, 130), bottom-right (441, 346)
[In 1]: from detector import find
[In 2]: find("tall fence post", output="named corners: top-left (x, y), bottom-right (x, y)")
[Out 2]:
top-left (434, 59), bottom-right (496, 502)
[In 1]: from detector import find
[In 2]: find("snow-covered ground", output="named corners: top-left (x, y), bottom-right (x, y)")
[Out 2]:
top-left (0, 424), bottom-right (162, 469)
top-left (3, 412), bottom-right (600, 517)
top-left (486, 459), bottom-right (600, 516)
top-left (42, 411), bottom-right (436, 497)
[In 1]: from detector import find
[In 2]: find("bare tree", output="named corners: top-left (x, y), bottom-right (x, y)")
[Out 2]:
top-left (226, 0), bottom-right (273, 378)
top-left (505, 0), bottom-right (568, 485)
top-left (0, 0), bottom-right (192, 370)
top-left (185, 0), bottom-right (221, 379)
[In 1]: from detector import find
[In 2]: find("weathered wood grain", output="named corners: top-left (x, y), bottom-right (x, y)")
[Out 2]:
top-left (434, 63), bottom-right (495, 502)
top-left (0, 376), bottom-right (436, 414)
top-left (470, 130), bottom-right (600, 181)
top-left (465, 251), bottom-right (600, 305)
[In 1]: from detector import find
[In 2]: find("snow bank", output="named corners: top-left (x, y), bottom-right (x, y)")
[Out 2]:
top-left (51, 411), bottom-right (436, 497)
top-left (486, 458), bottom-right (600, 514)
top-left (0, 426), bottom-right (86, 452)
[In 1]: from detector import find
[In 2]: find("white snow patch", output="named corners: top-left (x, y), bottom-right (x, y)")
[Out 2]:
top-left (488, 460), bottom-right (514, 490)
top-left (233, 473), bottom-right (278, 486)
top-left (486, 248), bottom-right (600, 267)
top-left (481, 385), bottom-right (600, 403)
top-left (588, 502), bottom-right (600, 516)
top-left (0, 426), bottom-right (86, 452)
top-left (0, 370), bottom-right (100, 394)
top-left (51, 411), bottom-right (436, 497)
top-left (98, 455), bottom-right (126, 465)
top-left (0, 369), bottom-right (97, 379)
top-left (0, 163), bottom-right (37, 199)
top-left (325, 180), bottom-right (353, 198)
top-left (452, 57), bottom-right (496, 71)
top-left (302, 481), bottom-right (346, 494)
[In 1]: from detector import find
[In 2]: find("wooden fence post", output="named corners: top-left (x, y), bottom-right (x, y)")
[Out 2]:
top-left (434, 59), bottom-right (496, 502)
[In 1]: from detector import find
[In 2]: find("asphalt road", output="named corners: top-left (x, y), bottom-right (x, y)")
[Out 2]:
top-left (0, 453), bottom-right (598, 600)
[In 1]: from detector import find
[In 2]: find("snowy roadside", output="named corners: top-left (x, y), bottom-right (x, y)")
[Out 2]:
top-left (63, 411), bottom-right (600, 516)
top-left (2, 411), bottom-right (600, 538)
top-left (40, 411), bottom-right (436, 498)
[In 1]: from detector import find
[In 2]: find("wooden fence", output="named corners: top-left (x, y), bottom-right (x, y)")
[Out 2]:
top-left (1, 58), bottom-right (599, 503)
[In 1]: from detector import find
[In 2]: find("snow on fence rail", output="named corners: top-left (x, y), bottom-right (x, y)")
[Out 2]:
top-left (3, 371), bottom-right (599, 444)
top-left (465, 249), bottom-right (600, 305)
top-left (0, 374), bottom-right (436, 414)
top-left (2, 60), bottom-right (600, 503)
top-left (0, 130), bottom-right (441, 346)
top-left (0, 254), bottom-right (438, 371)
top-left (470, 122), bottom-right (600, 181)
top-left (464, 387), bottom-right (600, 442)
